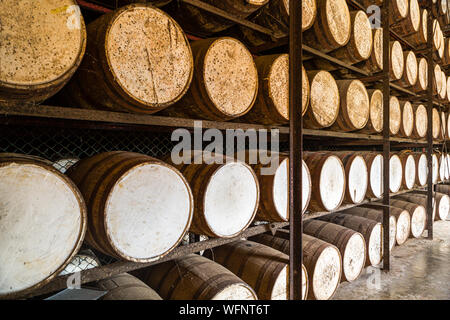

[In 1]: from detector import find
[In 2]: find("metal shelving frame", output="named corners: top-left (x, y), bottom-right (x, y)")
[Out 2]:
top-left (1, 0), bottom-right (446, 300)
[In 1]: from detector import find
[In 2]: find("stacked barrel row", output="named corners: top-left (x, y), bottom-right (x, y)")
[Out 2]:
top-left (2, 1), bottom-right (449, 132)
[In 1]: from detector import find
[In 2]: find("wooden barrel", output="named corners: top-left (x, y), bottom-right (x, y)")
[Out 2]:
top-left (331, 152), bottom-right (368, 204)
top-left (167, 152), bottom-right (259, 238)
top-left (436, 184), bottom-right (450, 195)
top-left (432, 108), bottom-right (441, 140)
top-left (398, 152), bottom-right (416, 190)
top-left (303, 152), bottom-right (346, 212)
top-left (390, 0), bottom-right (409, 24)
top-left (303, 0), bottom-right (351, 53)
top-left (390, 154), bottom-right (403, 193)
top-left (391, 0), bottom-right (420, 36)
top-left (439, 71), bottom-right (448, 101)
top-left (443, 38), bottom-right (450, 66)
top-left (358, 205), bottom-right (411, 246)
top-left (433, 64), bottom-right (443, 96)
top-left (204, 240), bottom-right (308, 300)
top-left (328, 10), bottom-right (373, 65)
top-left (390, 41), bottom-right (405, 81)
top-left (390, 96), bottom-right (402, 136)
top-left (63, 4), bottom-right (193, 114)
top-left (433, 153), bottom-right (439, 184)
top-left (397, 51), bottom-right (418, 88)
top-left (160, 37), bottom-right (258, 120)
top-left (390, 199), bottom-right (426, 238)
top-left (447, 79), bottom-right (450, 103)
top-left (165, 0), bottom-right (269, 37)
top-left (98, 273), bottom-right (162, 300)
top-left (66, 151), bottom-right (193, 262)
top-left (439, 153), bottom-right (450, 182)
top-left (0, 154), bottom-right (87, 299)
top-left (362, 152), bottom-right (383, 199)
top-left (405, 9), bottom-right (428, 46)
top-left (303, 220), bottom-right (366, 282)
top-left (440, 111), bottom-right (447, 140)
top-left (0, 0), bottom-right (86, 106)
top-left (360, 90), bottom-right (383, 134)
top-left (448, 113), bottom-right (450, 139)
top-left (239, 55), bottom-right (309, 124)
top-left (357, 28), bottom-right (383, 73)
top-left (248, 151), bottom-right (311, 222)
top-left (343, 207), bottom-right (396, 251)
top-left (317, 213), bottom-right (382, 267)
top-left (395, 193), bottom-right (436, 221)
top-left (412, 58), bottom-right (428, 93)
top-left (238, 0), bottom-right (317, 47)
top-left (139, 254), bottom-right (258, 300)
top-left (251, 234), bottom-right (342, 300)
top-left (332, 80), bottom-right (370, 131)
top-left (304, 70), bottom-right (340, 129)
top-left (414, 153), bottom-right (428, 188)
top-left (411, 104), bottom-right (428, 138)
top-left (59, 249), bottom-right (100, 276)
top-left (435, 192), bottom-right (450, 220)
top-left (399, 101), bottom-right (414, 137)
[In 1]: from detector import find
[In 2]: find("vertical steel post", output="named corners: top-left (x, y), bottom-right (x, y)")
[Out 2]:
top-left (289, 0), bottom-right (303, 300)
top-left (426, 4), bottom-right (434, 240)
top-left (382, 0), bottom-right (391, 271)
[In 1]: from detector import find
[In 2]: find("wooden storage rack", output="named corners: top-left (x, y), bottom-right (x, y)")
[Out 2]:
top-left (0, 0), bottom-right (448, 300)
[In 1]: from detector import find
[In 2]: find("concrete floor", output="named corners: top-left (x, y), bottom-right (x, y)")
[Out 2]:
top-left (333, 220), bottom-right (450, 300)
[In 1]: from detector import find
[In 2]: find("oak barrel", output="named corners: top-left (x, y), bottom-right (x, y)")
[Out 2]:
top-left (343, 207), bottom-right (396, 251)
top-left (435, 192), bottom-right (450, 220)
top-left (391, 0), bottom-right (420, 36)
top-left (433, 64), bottom-right (443, 96)
top-left (317, 213), bottom-right (383, 267)
top-left (395, 193), bottom-right (436, 221)
top-left (332, 80), bottom-right (370, 132)
top-left (396, 51), bottom-right (418, 88)
top-left (304, 70), bottom-right (340, 129)
top-left (0, 0), bottom-right (86, 106)
top-left (361, 90), bottom-right (383, 134)
top-left (390, 41), bottom-right (405, 81)
top-left (405, 9), bottom-right (428, 46)
top-left (398, 151), bottom-right (416, 190)
top-left (139, 254), bottom-right (258, 300)
top-left (357, 28), bottom-right (383, 73)
top-left (167, 152), bottom-right (259, 238)
top-left (390, 154), bottom-right (403, 193)
top-left (440, 111), bottom-right (447, 140)
top-left (252, 234), bottom-right (342, 300)
top-left (303, 152), bottom-right (346, 212)
top-left (248, 151), bottom-right (311, 222)
top-left (328, 10), bottom-right (373, 65)
top-left (358, 205), bottom-right (411, 246)
top-left (412, 104), bottom-right (428, 138)
top-left (390, 199), bottom-right (426, 238)
top-left (433, 153), bottom-right (439, 184)
top-left (432, 108), bottom-right (441, 139)
top-left (412, 57), bottom-right (428, 93)
top-left (239, 55), bottom-right (309, 124)
top-left (362, 152), bottom-right (383, 199)
top-left (331, 152), bottom-right (368, 204)
top-left (399, 101), bottom-right (414, 137)
top-left (390, 0), bottom-right (409, 23)
top-left (436, 184), bottom-right (450, 195)
top-left (160, 37), bottom-right (258, 121)
top-left (205, 240), bottom-right (308, 300)
top-left (390, 96), bottom-right (402, 136)
top-left (166, 0), bottom-right (269, 37)
top-left (0, 154), bottom-right (87, 299)
top-left (303, 220), bottom-right (366, 282)
top-left (63, 4), bottom-right (193, 114)
top-left (439, 153), bottom-right (450, 182)
top-left (303, 0), bottom-right (351, 53)
top-left (98, 273), bottom-right (162, 300)
top-left (66, 151), bottom-right (193, 262)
